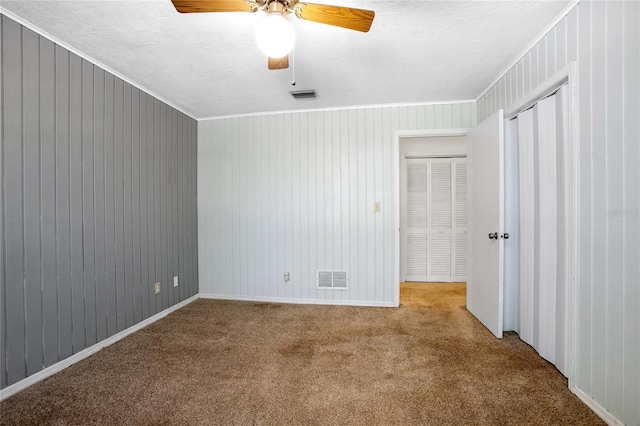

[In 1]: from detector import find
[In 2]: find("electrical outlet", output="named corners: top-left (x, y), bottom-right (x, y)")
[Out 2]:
top-left (173, 276), bottom-right (179, 287)
top-left (374, 202), bottom-right (381, 213)
top-left (154, 282), bottom-right (160, 294)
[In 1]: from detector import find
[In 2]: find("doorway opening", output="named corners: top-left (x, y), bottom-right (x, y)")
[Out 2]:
top-left (395, 131), bottom-right (469, 307)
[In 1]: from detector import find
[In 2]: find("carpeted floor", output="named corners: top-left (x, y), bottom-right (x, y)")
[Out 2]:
top-left (0, 283), bottom-right (604, 425)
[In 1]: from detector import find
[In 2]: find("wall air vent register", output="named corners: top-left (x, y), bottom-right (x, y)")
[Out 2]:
top-left (317, 271), bottom-right (348, 289)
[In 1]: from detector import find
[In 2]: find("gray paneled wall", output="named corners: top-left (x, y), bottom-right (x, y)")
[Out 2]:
top-left (477, 1), bottom-right (639, 425)
top-left (1, 15), bottom-right (198, 389)
top-left (198, 103), bottom-right (476, 305)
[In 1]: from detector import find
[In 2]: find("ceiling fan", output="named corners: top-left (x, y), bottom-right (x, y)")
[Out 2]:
top-left (170, 0), bottom-right (375, 70)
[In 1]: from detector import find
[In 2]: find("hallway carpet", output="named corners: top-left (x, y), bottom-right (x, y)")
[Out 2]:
top-left (0, 284), bottom-right (603, 425)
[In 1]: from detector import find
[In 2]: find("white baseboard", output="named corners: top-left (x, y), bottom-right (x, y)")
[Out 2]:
top-left (199, 293), bottom-right (395, 308)
top-left (571, 386), bottom-right (624, 426)
top-left (0, 295), bottom-right (199, 402)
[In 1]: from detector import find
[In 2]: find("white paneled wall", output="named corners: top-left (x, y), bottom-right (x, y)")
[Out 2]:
top-left (198, 102), bottom-right (476, 306)
top-left (478, 1), bottom-right (639, 425)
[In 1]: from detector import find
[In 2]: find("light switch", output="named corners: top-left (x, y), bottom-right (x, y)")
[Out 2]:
top-left (374, 202), bottom-right (381, 213)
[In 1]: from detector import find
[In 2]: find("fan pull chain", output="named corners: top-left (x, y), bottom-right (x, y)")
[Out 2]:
top-left (291, 46), bottom-right (296, 86)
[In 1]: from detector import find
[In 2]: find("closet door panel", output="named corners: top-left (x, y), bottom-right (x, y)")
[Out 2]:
top-left (404, 157), bottom-right (466, 282)
top-left (454, 158), bottom-right (468, 281)
top-left (429, 159), bottom-right (453, 281)
top-left (406, 160), bottom-right (429, 281)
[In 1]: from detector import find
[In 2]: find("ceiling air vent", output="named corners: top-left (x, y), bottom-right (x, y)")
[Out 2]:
top-left (290, 89), bottom-right (317, 99)
top-left (317, 270), bottom-right (348, 290)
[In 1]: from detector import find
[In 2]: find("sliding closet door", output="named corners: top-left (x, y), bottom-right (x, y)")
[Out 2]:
top-left (404, 158), bottom-right (467, 282)
top-left (515, 86), bottom-right (570, 376)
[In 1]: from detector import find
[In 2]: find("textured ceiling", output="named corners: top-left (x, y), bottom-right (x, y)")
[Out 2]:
top-left (1, 0), bottom-right (571, 119)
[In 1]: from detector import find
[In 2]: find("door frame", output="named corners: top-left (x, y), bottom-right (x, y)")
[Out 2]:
top-left (393, 128), bottom-right (470, 307)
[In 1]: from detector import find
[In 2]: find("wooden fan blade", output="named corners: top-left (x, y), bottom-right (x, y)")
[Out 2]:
top-left (171, 0), bottom-right (257, 13)
top-left (268, 55), bottom-right (289, 70)
top-left (294, 3), bottom-right (374, 32)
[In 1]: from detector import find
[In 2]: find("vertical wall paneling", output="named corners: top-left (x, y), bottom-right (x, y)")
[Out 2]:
top-left (173, 108), bottom-right (179, 305)
top-left (161, 104), bottom-right (167, 302)
top-left (95, 67), bottom-right (107, 343)
top-left (68, 51), bottom-right (85, 355)
top-left (238, 117), bottom-right (247, 297)
top-left (3, 16), bottom-right (26, 385)
top-left (622, 2), bottom-right (640, 424)
top-left (198, 102), bottom-right (476, 305)
top-left (139, 92), bottom-right (150, 320)
top-left (589, 0), bottom-right (608, 405)
top-left (114, 78), bottom-right (126, 333)
top-left (131, 87), bottom-right (142, 324)
top-left (576, 1), bottom-right (594, 397)
top-left (178, 112), bottom-right (185, 301)
top-left (23, 27), bottom-right (44, 376)
top-left (55, 44), bottom-right (73, 361)
top-left (123, 83), bottom-right (134, 327)
top-left (1, 16), bottom-right (198, 390)
top-left (0, 10), bottom-right (4, 391)
top-left (168, 108), bottom-right (175, 307)
top-left (191, 119), bottom-right (198, 296)
top-left (477, 2), bottom-right (640, 424)
top-left (81, 59), bottom-right (97, 348)
top-left (40, 37), bottom-right (58, 368)
top-left (605, 0), bottom-right (624, 417)
top-left (152, 99), bottom-right (160, 312)
top-left (146, 95), bottom-right (155, 314)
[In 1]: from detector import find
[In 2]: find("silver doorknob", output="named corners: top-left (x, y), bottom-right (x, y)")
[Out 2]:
top-left (488, 232), bottom-right (498, 239)
top-left (501, 233), bottom-right (510, 239)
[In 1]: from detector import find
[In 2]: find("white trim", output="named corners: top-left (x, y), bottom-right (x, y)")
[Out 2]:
top-left (0, 8), bottom-right (197, 120)
top-left (395, 128), bottom-right (472, 139)
top-left (199, 100), bottom-right (477, 122)
top-left (504, 63), bottom-right (574, 119)
top-left (571, 387), bottom-right (624, 426)
top-left (0, 295), bottom-right (199, 401)
top-left (393, 128), bottom-right (471, 307)
top-left (475, 0), bottom-right (580, 101)
top-left (199, 293), bottom-right (395, 308)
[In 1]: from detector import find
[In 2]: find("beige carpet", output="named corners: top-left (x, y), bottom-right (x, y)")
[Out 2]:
top-left (0, 283), bottom-right (603, 425)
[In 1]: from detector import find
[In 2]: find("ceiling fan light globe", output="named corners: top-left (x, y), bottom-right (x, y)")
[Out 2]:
top-left (255, 13), bottom-right (295, 59)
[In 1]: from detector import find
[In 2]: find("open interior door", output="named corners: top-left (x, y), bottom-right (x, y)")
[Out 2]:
top-left (467, 110), bottom-right (505, 338)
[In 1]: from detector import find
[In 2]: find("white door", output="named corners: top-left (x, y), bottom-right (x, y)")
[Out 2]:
top-left (467, 110), bottom-right (505, 338)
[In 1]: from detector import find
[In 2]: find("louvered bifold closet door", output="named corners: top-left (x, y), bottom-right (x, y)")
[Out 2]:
top-left (406, 160), bottom-right (429, 281)
top-left (453, 158), bottom-right (468, 281)
top-left (405, 158), bottom-right (466, 282)
top-left (429, 159), bottom-right (454, 281)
